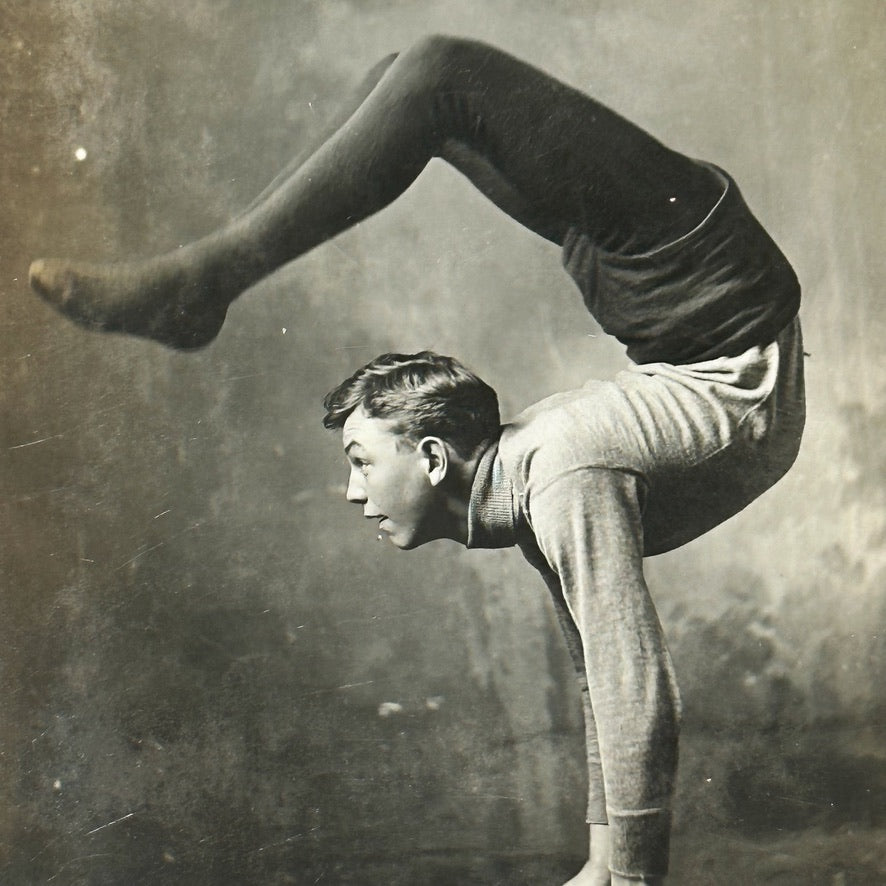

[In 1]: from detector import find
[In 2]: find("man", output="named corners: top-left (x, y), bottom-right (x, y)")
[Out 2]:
top-left (29, 35), bottom-right (805, 881)
top-left (322, 330), bottom-right (803, 885)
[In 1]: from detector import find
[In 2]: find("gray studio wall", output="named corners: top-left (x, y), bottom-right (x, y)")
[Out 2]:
top-left (1, 1), bottom-right (884, 884)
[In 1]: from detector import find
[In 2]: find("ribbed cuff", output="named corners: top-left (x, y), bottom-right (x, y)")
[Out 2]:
top-left (607, 808), bottom-right (671, 879)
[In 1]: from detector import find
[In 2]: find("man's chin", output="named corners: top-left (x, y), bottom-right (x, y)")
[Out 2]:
top-left (388, 534), bottom-right (418, 551)
top-left (384, 530), bottom-right (427, 551)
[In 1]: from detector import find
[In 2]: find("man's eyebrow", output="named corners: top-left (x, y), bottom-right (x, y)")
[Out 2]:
top-left (344, 440), bottom-right (362, 455)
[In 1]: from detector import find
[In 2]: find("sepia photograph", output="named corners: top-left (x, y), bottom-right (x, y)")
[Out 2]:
top-left (1, 2), bottom-right (883, 883)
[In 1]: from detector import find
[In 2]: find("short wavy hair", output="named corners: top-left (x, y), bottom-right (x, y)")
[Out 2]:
top-left (322, 351), bottom-right (501, 457)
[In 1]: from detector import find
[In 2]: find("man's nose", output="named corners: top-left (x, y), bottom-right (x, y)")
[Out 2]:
top-left (345, 470), bottom-right (366, 504)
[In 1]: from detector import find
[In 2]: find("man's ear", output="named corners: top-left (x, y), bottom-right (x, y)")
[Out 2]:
top-left (418, 437), bottom-right (449, 486)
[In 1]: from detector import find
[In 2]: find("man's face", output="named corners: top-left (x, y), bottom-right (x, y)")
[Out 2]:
top-left (341, 406), bottom-right (441, 550)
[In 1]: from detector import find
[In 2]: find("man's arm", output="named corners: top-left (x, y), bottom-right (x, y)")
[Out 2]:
top-left (529, 466), bottom-right (680, 881)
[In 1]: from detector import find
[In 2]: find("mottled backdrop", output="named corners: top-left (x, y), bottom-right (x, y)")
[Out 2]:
top-left (1, 1), bottom-right (883, 884)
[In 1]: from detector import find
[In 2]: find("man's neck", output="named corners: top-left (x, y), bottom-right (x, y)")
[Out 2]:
top-left (450, 438), bottom-right (498, 546)
top-left (444, 456), bottom-right (483, 545)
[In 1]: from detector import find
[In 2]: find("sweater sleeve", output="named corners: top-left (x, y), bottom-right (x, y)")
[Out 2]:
top-left (528, 466), bottom-right (680, 879)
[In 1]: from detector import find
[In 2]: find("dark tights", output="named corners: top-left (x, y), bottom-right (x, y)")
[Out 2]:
top-left (30, 36), bottom-right (722, 348)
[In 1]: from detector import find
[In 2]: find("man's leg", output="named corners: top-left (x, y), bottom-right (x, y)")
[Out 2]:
top-left (239, 52), bottom-right (400, 217)
top-left (28, 51), bottom-right (400, 350)
top-left (30, 35), bottom-right (722, 348)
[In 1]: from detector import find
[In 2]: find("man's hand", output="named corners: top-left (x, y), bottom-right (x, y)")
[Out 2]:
top-left (561, 824), bottom-right (665, 885)
top-left (562, 860), bottom-right (611, 886)
top-left (561, 823), bottom-right (611, 885)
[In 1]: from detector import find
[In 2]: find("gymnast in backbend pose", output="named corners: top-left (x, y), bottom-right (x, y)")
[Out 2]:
top-left (30, 36), bottom-right (805, 884)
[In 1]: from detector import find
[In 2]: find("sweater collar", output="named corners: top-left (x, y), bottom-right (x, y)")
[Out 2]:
top-left (466, 439), bottom-right (517, 549)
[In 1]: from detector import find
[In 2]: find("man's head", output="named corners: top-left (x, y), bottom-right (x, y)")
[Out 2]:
top-left (323, 352), bottom-right (500, 549)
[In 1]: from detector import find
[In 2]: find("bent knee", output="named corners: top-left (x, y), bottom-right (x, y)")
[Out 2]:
top-left (405, 33), bottom-right (480, 60)
top-left (396, 34), bottom-right (492, 84)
